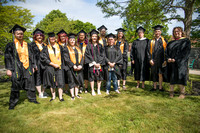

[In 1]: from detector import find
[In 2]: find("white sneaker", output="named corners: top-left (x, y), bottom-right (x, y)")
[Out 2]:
top-left (106, 90), bottom-right (110, 95)
top-left (115, 90), bottom-right (120, 94)
top-left (92, 91), bottom-right (96, 96)
top-left (97, 90), bottom-right (101, 95)
top-left (39, 93), bottom-right (47, 98)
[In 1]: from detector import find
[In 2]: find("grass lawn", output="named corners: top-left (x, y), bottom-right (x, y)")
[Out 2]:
top-left (0, 75), bottom-right (200, 133)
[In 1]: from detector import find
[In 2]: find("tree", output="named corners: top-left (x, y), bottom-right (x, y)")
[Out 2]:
top-left (0, 5), bottom-right (34, 52)
top-left (96, 0), bottom-right (200, 38)
top-left (35, 9), bottom-right (96, 35)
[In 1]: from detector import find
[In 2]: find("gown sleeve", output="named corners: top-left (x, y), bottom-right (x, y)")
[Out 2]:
top-left (4, 43), bottom-right (14, 71)
top-left (40, 46), bottom-right (51, 66)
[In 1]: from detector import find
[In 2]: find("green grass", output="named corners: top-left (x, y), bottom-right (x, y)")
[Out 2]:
top-left (0, 76), bottom-right (200, 133)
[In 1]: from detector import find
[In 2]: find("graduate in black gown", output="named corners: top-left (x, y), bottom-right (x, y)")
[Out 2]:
top-left (98, 25), bottom-right (108, 88)
top-left (31, 28), bottom-right (48, 98)
top-left (40, 32), bottom-right (65, 102)
top-left (131, 26), bottom-right (150, 88)
top-left (77, 30), bottom-right (88, 93)
top-left (166, 27), bottom-right (191, 99)
top-left (115, 28), bottom-right (128, 90)
top-left (63, 33), bottom-right (84, 100)
top-left (104, 33), bottom-right (123, 94)
top-left (84, 29), bottom-right (105, 96)
top-left (57, 29), bottom-right (69, 94)
top-left (5, 24), bottom-right (39, 110)
top-left (147, 25), bottom-right (168, 91)
top-left (57, 29), bottom-right (67, 47)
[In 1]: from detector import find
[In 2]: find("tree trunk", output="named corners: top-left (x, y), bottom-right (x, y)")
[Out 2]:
top-left (184, 0), bottom-right (195, 39)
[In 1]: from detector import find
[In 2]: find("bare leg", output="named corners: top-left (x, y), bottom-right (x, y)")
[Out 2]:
top-left (136, 81), bottom-right (140, 88)
top-left (179, 85), bottom-right (185, 99)
top-left (70, 88), bottom-right (75, 99)
top-left (142, 81), bottom-right (145, 88)
top-left (159, 74), bottom-right (163, 89)
top-left (170, 85), bottom-right (174, 98)
top-left (90, 81), bottom-right (96, 96)
top-left (36, 85), bottom-right (42, 96)
top-left (58, 88), bottom-right (63, 100)
top-left (153, 82), bottom-right (157, 89)
top-left (84, 80), bottom-right (88, 93)
top-left (50, 88), bottom-right (56, 99)
top-left (97, 80), bottom-right (101, 95)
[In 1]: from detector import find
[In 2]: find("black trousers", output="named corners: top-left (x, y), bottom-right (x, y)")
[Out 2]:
top-left (9, 89), bottom-right (36, 108)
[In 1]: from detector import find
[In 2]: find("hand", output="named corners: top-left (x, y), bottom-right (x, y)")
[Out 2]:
top-left (171, 59), bottom-right (175, 63)
top-left (131, 60), bottom-right (135, 64)
top-left (32, 68), bottom-right (35, 73)
top-left (73, 65), bottom-right (78, 70)
top-left (168, 58), bottom-right (172, 63)
top-left (77, 65), bottom-right (82, 70)
top-left (54, 64), bottom-right (60, 69)
top-left (94, 63), bottom-right (100, 68)
top-left (35, 66), bottom-right (38, 71)
top-left (150, 60), bottom-right (154, 66)
top-left (6, 70), bottom-right (12, 77)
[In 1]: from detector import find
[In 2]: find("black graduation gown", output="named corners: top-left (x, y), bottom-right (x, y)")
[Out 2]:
top-left (84, 43), bottom-right (105, 82)
top-left (104, 45), bottom-right (123, 80)
top-left (147, 37), bottom-right (168, 82)
top-left (79, 43), bottom-right (88, 80)
top-left (63, 46), bottom-right (84, 89)
top-left (40, 45), bottom-right (65, 89)
top-left (166, 38), bottom-right (191, 86)
top-left (131, 39), bottom-right (150, 81)
top-left (4, 42), bottom-right (36, 91)
top-left (116, 40), bottom-right (128, 80)
top-left (31, 42), bottom-right (46, 86)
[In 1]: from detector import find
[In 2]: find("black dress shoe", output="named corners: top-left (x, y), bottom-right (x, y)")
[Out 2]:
top-left (150, 88), bottom-right (157, 91)
top-left (29, 100), bottom-right (40, 104)
top-left (9, 106), bottom-right (14, 110)
top-left (159, 88), bottom-right (165, 92)
top-left (49, 98), bottom-right (55, 102)
top-left (60, 98), bottom-right (64, 102)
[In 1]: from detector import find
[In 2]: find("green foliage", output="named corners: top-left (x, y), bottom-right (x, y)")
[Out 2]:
top-left (35, 9), bottom-right (96, 36)
top-left (0, 5), bottom-right (34, 52)
top-left (191, 8), bottom-right (200, 39)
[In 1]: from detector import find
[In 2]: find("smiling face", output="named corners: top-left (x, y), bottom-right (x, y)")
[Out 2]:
top-left (14, 30), bottom-right (24, 41)
top-left (35, 34), bottom-right (43, 42)
top-left (49, 36), bottom-right (56, 44)
top-left (100, 29), bottom-right (106, 37)
top-left (69, 38), bottom-right (76, 46)
top-left (91, 34), bottom-right (98, 43)
top-left (79, 33), bottom-right (85, 41)
top-left (138, 31), bottom-right (144, 38)
top-left (154, 30), bottom-right (162, 38)
top-left (173, 28), bottom-right (183, 39)
top-left (117, 32), bottom-right (123, 39)
top-left (108, 37), bottom-right (115, 46)
top-left (60, 33), bottom-right (67, 43)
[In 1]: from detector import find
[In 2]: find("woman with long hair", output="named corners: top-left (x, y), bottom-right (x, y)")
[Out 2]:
top-left (166, 27), bottom-right (191, 99)
top-left (84, 29), bottom-right (105, 96)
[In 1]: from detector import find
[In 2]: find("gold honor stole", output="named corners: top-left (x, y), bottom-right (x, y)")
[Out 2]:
top-left (35, 41), bottom-right (46, 51)
top-left (58, 41), bottom-right (65, 47)
top-left (99, 37), bottom-right (107, 47)
top-left (14, 39), bottom-right (29, 69)
top-left (67, 45), bottom-right (82, 65)
top-left (150, 36), bottom-right (167, 58)
top-left (115, 40), bottom-right (124, 54)
top-left (81, 43), bottom-right (87, 57)
top-left (47, 43), bottom-right (61, 68)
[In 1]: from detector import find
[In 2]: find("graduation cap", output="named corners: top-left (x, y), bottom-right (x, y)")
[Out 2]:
top-left (56, 29), bottom-right (67, 35)
top-left (32, 28), bottom-right (44, 35)
top-left (78, 30), bottom-right (87, 35)
top-left (136, 26), bottom-right (146, 33)
top-left (68, 33), bottom-right (76, 39)
top-left (105, 33), bottom-right (116, 38)
top-left (97, 25), bottom-right (107, 31)
top-left (9, 24), bottom-right (26, 33)
top-left (48, 32), bottom-right (55, 37)
top-left (115, 28), bottom-right (126, 33)
top-left (89, 29), bottom-right (99, 36)
top-left (152, 25), bottom-right (164, 30)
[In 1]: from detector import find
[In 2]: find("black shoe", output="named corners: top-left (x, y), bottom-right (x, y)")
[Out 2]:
top-left (60, 98), bottom-right (64, 102)
top-left (71, 97), bottom-right (75, 100)
top-left (9, 106), bottom-right (14, 110)
top-left (159, 88), bottom-right (165, 92)
top-left (49, 98), bottom-right (55, 102)
top-left (79, 87), bottom-right (83, 94)
top-left (150, 88), bottom-right (157, 91)
top-left (76, 95), bottom-right (82, 99)
top-left (29, 100), bottom-right (40, 104)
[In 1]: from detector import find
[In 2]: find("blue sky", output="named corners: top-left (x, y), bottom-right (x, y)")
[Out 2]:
top-left (5, 0), bottom-right (198, 35)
